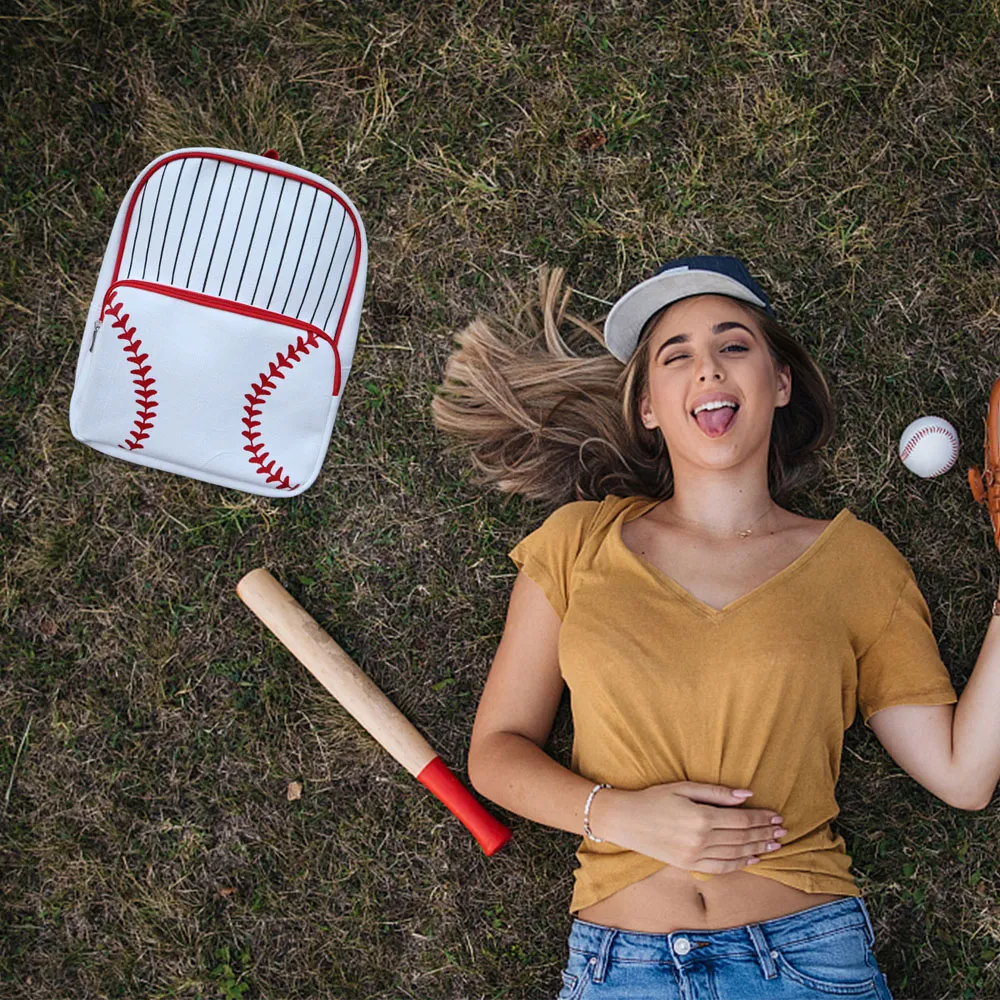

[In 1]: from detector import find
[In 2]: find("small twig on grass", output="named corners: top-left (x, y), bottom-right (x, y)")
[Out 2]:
top-left (2, 717), bottom-right (32, 820)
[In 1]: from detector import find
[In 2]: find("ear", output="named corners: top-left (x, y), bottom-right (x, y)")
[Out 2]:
top-left (639, 389), bottom-right (657, 430)
top-left (776, 362), bottom-right (793, 408)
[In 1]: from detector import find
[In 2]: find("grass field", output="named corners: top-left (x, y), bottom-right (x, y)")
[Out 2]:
top-left (3, 1), bottom-right (1000, 997)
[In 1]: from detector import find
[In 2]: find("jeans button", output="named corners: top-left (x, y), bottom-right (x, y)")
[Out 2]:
top-left (673, 937), bottom-right (691, 955)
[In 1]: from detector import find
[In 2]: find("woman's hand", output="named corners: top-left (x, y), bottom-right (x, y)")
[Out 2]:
top-left (593, 781), bottom-right (787, 874)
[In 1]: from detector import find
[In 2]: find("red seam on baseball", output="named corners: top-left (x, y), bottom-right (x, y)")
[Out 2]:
top-left (900, 425), bottom-right (959, 469)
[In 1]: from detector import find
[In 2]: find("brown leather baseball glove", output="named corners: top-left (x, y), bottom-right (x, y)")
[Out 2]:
top-left (968, 375), bottom-right (1000, 552)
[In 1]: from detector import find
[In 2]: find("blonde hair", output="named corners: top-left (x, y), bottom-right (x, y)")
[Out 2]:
top-left (430, 265), bottom-right (837, 507)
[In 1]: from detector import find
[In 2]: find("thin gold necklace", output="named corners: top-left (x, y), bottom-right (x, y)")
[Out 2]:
top-left (660, 501), bottom-right (778, 539)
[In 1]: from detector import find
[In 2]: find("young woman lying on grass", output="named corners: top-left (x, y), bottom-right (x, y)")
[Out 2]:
top-left (432, 254), bottom-right (991, 1000)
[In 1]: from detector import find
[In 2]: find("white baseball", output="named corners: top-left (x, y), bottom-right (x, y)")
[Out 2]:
top-left (898, 416), bottom-right (960, 478)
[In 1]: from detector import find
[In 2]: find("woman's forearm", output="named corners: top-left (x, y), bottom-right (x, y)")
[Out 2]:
top-left (951, 583), bottom-right (1000, 809)
top-left (468, 731), bottom-right (629, 842)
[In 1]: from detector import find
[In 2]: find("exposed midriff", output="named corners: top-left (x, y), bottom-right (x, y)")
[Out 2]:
top-left (575, 864), bottom-right (848, 933)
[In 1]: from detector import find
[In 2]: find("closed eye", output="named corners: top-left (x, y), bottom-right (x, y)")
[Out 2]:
top-left (663, 344), bottom-right (749, 364)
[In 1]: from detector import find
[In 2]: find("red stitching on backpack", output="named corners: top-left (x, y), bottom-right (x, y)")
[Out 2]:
top-left (100, 288), bottom-right (158, 451)
top-left (242, 329), bottom-right (336, 489)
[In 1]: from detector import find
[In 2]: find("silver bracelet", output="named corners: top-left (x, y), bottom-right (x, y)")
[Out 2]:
top-left (583, 782), bottom-right (613, 842)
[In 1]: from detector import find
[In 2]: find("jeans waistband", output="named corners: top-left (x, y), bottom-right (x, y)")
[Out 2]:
top-left (567, 896), bottom-right (876, 985)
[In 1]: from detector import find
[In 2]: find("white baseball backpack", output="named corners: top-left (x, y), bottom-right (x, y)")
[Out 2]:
top-left (69, 146), bottom-right (368, 497)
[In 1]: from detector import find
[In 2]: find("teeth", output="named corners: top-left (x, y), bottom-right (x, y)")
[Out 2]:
top-left (694, 401), bottom-right (738, 415)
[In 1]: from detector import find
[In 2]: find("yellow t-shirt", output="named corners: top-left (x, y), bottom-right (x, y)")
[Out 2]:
top-left (507, 493), bottom-right (959, 915)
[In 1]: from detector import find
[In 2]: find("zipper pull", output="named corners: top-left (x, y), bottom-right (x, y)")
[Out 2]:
top-left (89, 318), bottom-right (101, 352)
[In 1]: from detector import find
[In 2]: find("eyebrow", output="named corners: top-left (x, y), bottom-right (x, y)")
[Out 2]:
top-left (655, 321), bottom-right (755, 361)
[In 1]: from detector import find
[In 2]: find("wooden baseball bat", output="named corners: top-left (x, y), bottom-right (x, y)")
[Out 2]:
top-left (236, 567), bottom-right (512, 856)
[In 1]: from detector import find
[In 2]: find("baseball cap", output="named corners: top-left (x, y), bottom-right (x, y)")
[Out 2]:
top-left (603, 255), bottom-right (776, 364)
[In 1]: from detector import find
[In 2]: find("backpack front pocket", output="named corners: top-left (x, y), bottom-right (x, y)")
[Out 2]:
top-left (71, 279), bottom-right (342, 495)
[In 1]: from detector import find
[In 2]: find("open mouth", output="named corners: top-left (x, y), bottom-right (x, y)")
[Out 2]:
top-left (691, 404), bottom-right (740, 438)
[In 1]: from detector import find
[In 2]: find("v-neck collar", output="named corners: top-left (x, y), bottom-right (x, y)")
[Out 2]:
top-left (613, 497), bottom-right (853, 621)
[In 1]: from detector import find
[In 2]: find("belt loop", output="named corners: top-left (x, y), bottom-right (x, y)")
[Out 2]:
top-left (592, 927), bottom-right (618, 983)
top-left (856, 897), bottom-right (877, 949)
top-left (746, 923), bottom-right (778, 980)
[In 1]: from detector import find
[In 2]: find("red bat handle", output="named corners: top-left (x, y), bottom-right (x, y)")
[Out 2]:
top-left (416, 756), bottom-right (513, 856)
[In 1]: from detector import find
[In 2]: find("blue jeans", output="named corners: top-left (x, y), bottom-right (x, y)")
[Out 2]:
top-left (557, 896), bottom-right (894, 999)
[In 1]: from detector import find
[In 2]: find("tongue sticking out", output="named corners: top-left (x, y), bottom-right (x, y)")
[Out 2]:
top-left (694, 405), bottom-right (738, 436)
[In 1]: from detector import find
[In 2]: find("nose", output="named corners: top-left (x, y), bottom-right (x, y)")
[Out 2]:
top-left (697, 364), bottom-right (725, 381)
top-left (693, 350), bottom-right (726, 381)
